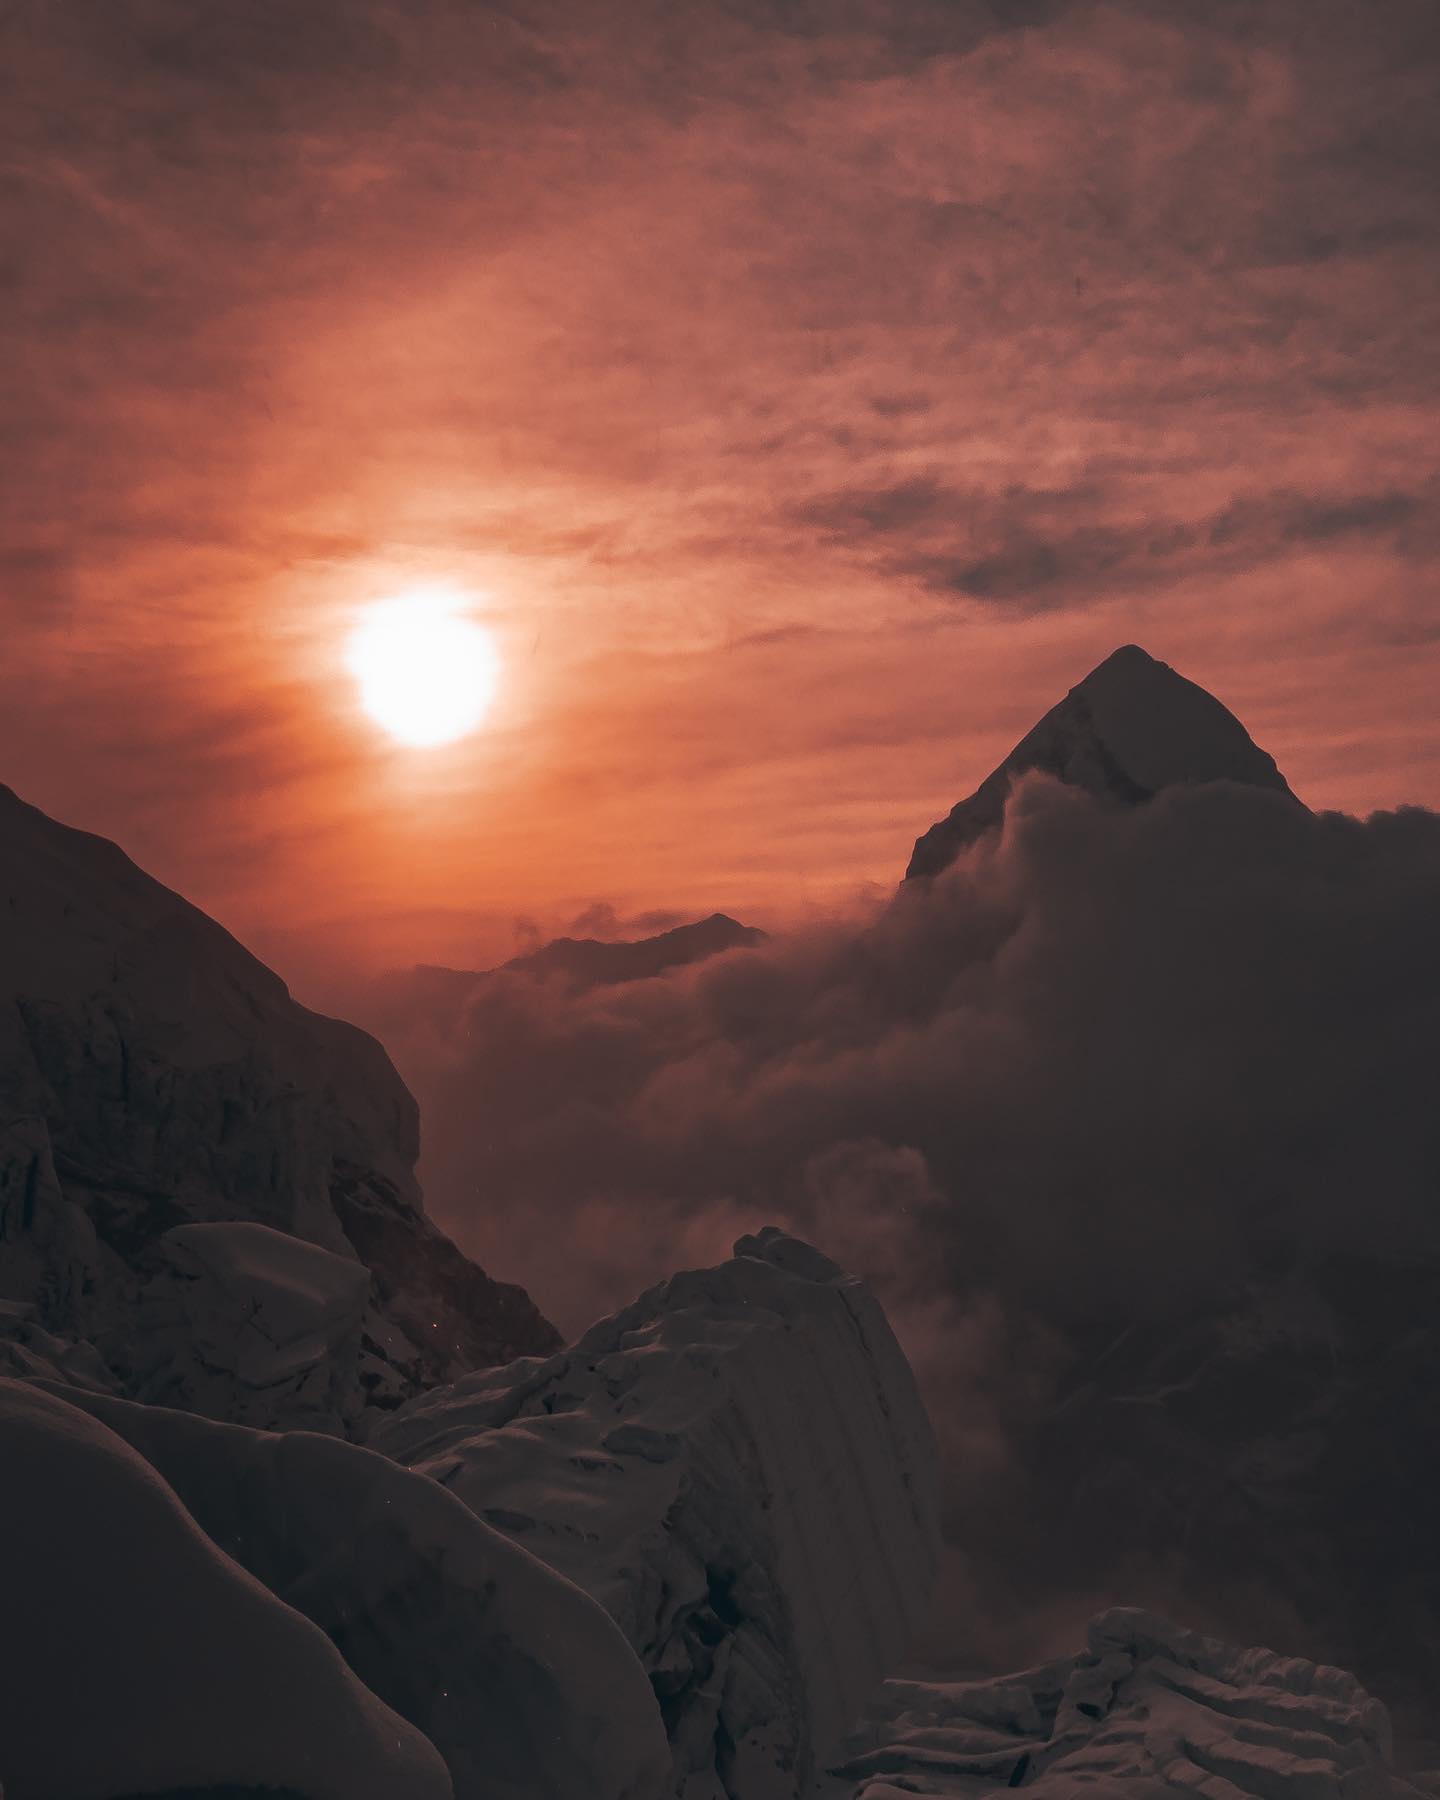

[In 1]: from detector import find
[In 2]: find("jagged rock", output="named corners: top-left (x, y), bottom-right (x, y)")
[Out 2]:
top-left (371, 1227), bottom-right (942, 1800)
top-left (824, 1607), bottom-right (1426, 1800)
top-left (0, 1378), bottom-right (453, 1800)
top-left (906, 645), bottom-right (1301, 880)
top-left (0, 781), bottom-right (559, 1424)
top-left (30, 1378), bottom-right (672, 1800)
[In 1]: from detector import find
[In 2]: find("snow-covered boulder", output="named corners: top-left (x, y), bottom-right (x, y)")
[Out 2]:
top-left (0, 1296), bottom-right (119, 1392)
top-left (0, 1377), bottom-right (453, 1800)
top-left (39, 1377), bottom-right (673, 1800)
top-left (119, 1219), bottom-right (372, 1429)
top-left (906, 644), bottom-right (1301, 879)
top-left (825, 1608), bottom-right (1425, 1800)
top-left (372, 1227), bottom-right (942, 1800)
top-left (0, 780), bottom-right (559, 1422)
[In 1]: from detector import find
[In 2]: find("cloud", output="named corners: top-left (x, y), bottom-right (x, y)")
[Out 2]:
top-left (2, 0), bottom-right (1437, 969)
top-left (369, 773), bottom-right (1440, 1706)
top-left (399, 775), bottom-right (1440, 1326)
top-left (790, 479), bottom-right (1436, 607)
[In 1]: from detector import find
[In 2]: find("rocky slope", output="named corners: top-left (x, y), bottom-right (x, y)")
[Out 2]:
top-left (0, 781), bottom-right (559, 1430)
top-left (906, 644), bottom-right (1301, 879)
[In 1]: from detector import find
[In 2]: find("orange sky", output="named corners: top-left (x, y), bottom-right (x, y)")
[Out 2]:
top-left (4, 0), bottom-right (1437, 990)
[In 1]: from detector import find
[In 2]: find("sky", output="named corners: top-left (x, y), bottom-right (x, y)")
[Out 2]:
top-left (4, 0), bottom-right (1438, 985)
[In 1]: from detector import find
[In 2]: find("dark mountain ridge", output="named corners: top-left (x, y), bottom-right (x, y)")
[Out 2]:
top-left (0, 781), bottom-right (559, 1429)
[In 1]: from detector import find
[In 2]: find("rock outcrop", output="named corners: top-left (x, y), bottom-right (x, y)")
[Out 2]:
top-left (372, 1228), bottom-right (942, 1800)
top-left (906, 644), bottom-right (1301, 880)
top-left (0, 781), bottom-right (559, 1428)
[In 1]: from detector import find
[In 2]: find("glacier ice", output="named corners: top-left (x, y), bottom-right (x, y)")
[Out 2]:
top-left (372, 1226), bottom-right (943, 1799)
top-left (824, 1608), bottom-right (1427, 1800)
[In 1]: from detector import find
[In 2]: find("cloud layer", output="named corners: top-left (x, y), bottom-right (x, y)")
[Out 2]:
top-left (2, 0), bottom-right (1438, 976)
top-left (369, 773), bottom-right (1440, 1705)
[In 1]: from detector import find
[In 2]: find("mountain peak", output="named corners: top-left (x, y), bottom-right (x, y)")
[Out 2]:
top-left (905, 645), bottom-right (1301, 880)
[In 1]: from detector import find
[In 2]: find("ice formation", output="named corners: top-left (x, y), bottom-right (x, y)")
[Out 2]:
top-left (823, 1608), bottom-right (1427, 1800)
top-left (373, 1227), bottom-right (943, 1799)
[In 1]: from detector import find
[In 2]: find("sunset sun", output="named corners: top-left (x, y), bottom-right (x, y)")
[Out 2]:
top-left (347, 590), bottom-right (500, 748)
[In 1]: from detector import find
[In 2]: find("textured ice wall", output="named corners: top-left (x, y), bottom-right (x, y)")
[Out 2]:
top-left (825, 1607), bottom-right (1427, 1800)
top-left (373, 1228), bottom-right (942, 1799)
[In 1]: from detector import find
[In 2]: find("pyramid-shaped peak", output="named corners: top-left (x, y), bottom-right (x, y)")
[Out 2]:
top-left (905, 646), bottom-right (1301, 880)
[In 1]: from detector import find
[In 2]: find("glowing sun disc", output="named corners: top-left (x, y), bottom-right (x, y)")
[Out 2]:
top-left (348, 592), bottom-right (500, 747)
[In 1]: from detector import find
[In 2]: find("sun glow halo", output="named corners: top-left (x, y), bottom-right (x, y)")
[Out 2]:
top-left (347, 591), bottom-right (500, 748)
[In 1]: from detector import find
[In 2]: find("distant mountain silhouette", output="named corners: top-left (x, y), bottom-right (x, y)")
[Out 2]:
top-left (505, 912), bottom-right (766, 985)
top-left (408, 912), bottom-right (766, 1007)
top-left (907, 643), bottom-right (1302, 879)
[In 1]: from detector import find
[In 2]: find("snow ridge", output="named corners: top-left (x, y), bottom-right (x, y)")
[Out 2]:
top-left (372, 1227), bottom-right (943, 1799)
top-left (826, 1608), bottom-right (1423, 1800)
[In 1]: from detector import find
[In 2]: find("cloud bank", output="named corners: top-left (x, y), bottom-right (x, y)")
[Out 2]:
top-left (371, 774), bottom-right (1440, 1704)
top-left (3, 0), bottom-right (1438, 974)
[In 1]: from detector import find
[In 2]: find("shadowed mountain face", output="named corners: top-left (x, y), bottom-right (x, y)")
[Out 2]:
top-left (0, 782), bottom-right (559, 1423)
top-left (906, 644), bottom-right (1302, 880)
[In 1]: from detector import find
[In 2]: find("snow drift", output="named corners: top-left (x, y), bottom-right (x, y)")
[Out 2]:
top-left (5, 1374), bottom-right (672, 1800)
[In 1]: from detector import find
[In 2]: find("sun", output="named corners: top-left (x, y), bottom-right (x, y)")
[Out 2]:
top-left (347, 589), bottom-right (501, 747)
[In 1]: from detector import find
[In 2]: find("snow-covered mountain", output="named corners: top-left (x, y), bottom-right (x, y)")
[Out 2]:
top-left (906, 643), bottom-right (1301, 879)
top-left (2, 656), bottom-right (1433, 1799)
top-left (0, 781), bottom-right (559, 1429)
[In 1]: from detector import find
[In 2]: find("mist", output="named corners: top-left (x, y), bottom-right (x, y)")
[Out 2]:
top-left (356, 770), bottom-right (1440, 1701)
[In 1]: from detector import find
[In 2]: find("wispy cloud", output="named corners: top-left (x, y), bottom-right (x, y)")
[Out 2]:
top-left (2, 0), bottom-right (1436, 974)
